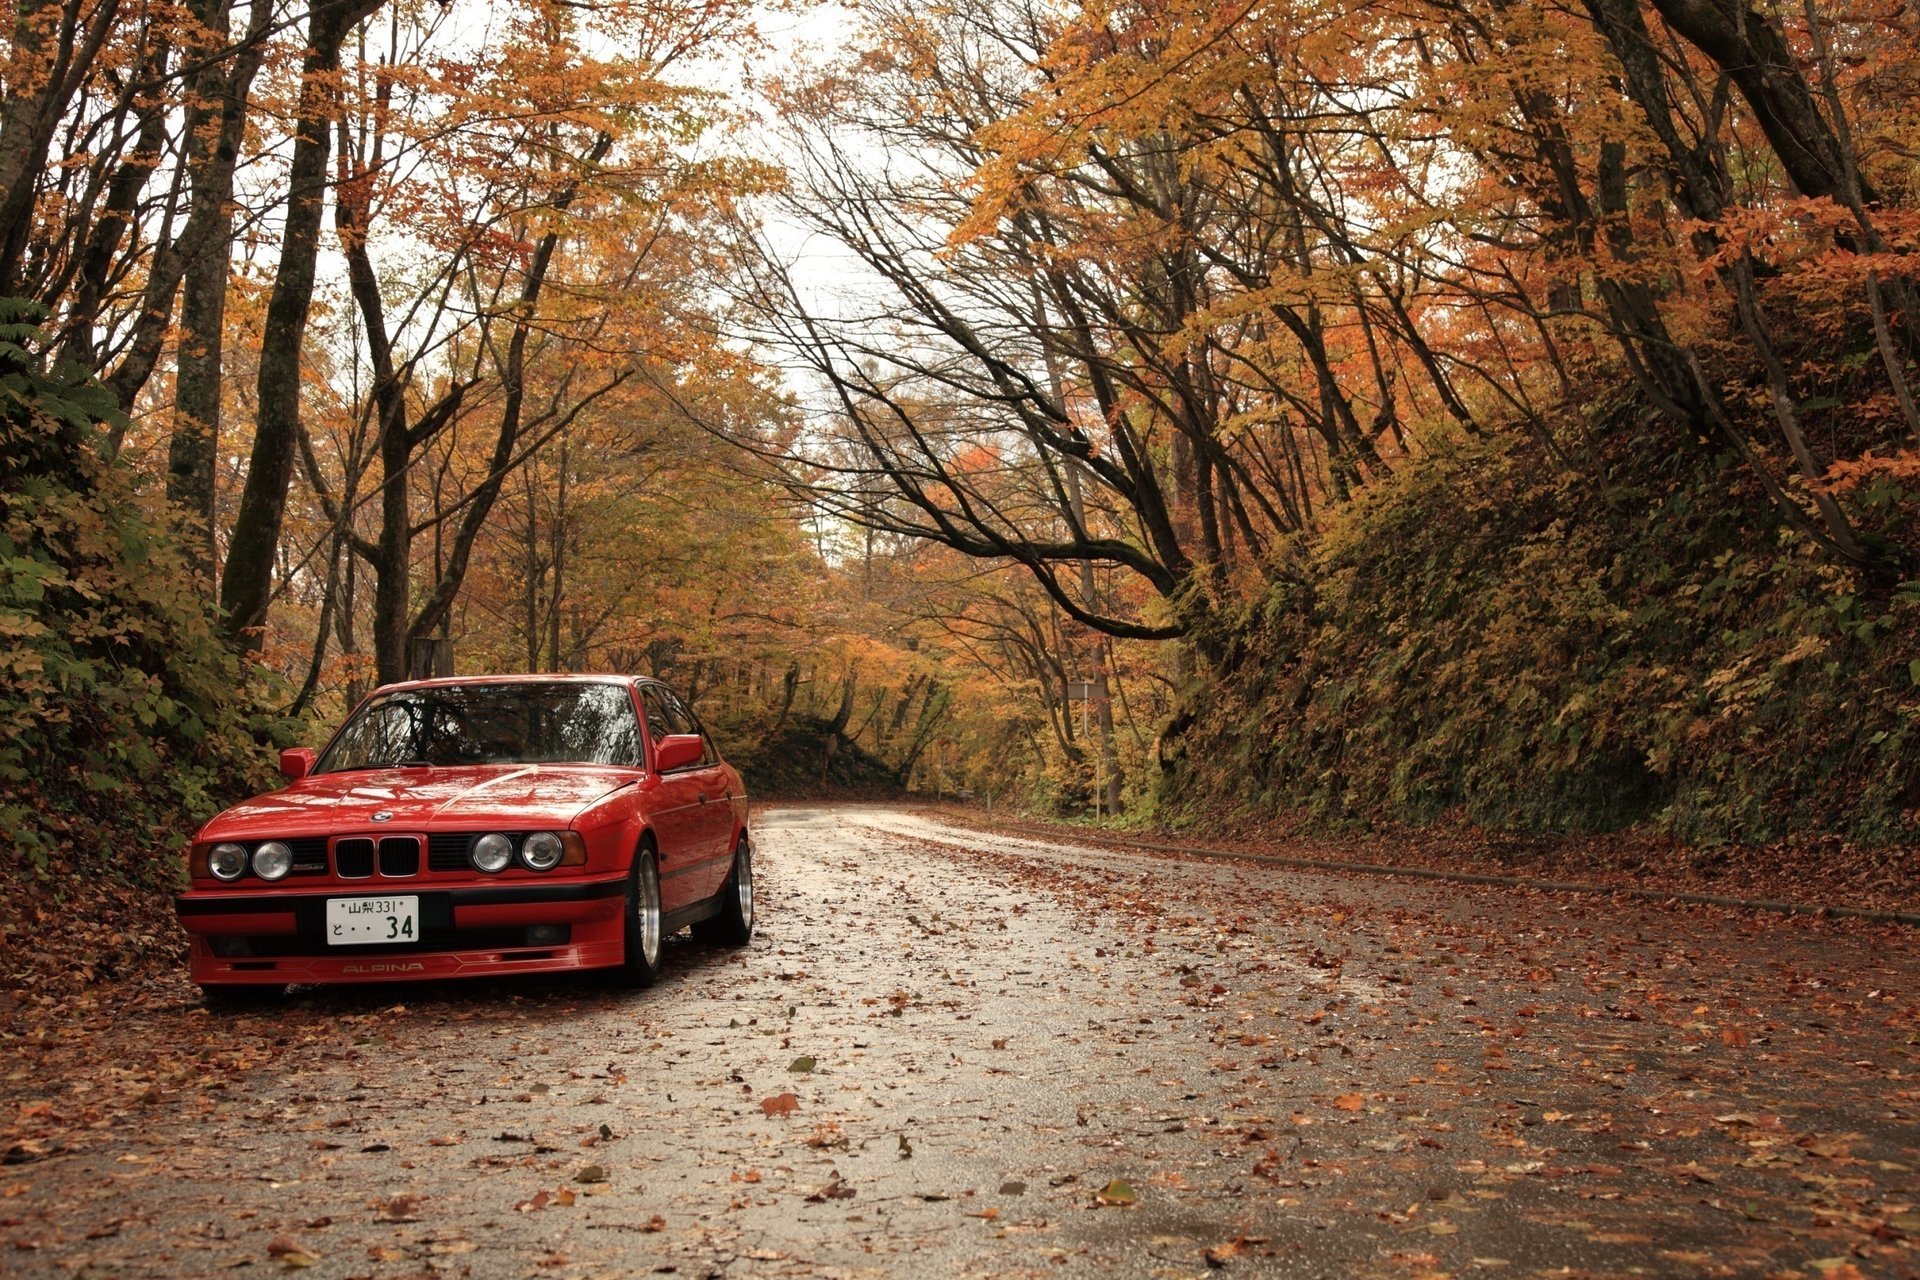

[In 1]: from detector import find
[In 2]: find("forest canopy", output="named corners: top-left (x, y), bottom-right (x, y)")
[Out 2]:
top-left (3, 0), bottom-right (1918, 867)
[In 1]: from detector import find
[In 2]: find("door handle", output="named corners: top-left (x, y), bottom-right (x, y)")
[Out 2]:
top-left (698, 792), bottom-right (708, 804)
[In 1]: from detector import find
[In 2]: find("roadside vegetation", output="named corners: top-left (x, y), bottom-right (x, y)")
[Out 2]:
top-left (2, 0), bottom-right (1918, 978)
top-left (1167, 415), bottom-right (1920, 845)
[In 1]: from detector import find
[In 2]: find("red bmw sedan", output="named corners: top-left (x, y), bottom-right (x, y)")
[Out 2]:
top-left (175, 675), bottom-right (752, 1003)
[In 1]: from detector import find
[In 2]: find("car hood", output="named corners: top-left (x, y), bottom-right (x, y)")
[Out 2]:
top-left (200, 764), bottom-right (638, 838)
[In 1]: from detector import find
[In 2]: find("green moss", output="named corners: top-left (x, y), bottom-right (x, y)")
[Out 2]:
top-left (1162, 420), bottom-right (1920, 845)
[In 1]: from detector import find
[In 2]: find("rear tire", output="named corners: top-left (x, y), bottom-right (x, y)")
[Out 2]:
top-left (694, 836), bottom-right (754, 947)
top-left (613, 846), bottom-right (665, 988)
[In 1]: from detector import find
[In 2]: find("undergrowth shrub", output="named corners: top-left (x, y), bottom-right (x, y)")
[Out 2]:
top-left (1162, 412), bottom-right (1920, 845)
top-left (724, 714), bottom-right (902, 797)
top-left (0, 301), bottom-right (293, 891)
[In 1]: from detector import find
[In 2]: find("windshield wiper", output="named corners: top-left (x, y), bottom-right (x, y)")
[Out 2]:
top-left (322, 760), bottom-right (438, 773)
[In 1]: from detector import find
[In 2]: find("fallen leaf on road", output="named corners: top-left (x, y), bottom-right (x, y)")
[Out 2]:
top-left (1205, 1238), bottom-right (1243, 1267)
top-left (267, 1236), bottom-right (319, 1268)
top-left (806, 1175), bottom-right (855, 1202)
top-left (1096, 1178), bottom-right (1138, 1206)
top-left (514, 1190), bottom-right (574, 1211)
top-left (761, 1092), bottom-right (799, 1117)
top-left (375, 1194), bottom-right (421, 1222)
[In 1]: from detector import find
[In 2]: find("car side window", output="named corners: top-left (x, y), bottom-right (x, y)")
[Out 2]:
top-left (662, 689), bottom-right (717, 766)
top-left (638, 685), bottom-right (715, 770)
top-left (638, 688), bottom-right (673, 751)
top-left (639, 686), bottom-right (700, 768)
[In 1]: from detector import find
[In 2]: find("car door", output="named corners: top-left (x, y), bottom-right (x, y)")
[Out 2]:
top-left (638, 686), bottom-right (706, 913)
top-left (663, 688), bottom-right (735, 891)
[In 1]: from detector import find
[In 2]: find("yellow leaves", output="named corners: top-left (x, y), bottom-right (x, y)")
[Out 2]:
top-left (949, 0), bottom-right (1378, 251)
top-left (1773, 634), bottom-right (1827, 668)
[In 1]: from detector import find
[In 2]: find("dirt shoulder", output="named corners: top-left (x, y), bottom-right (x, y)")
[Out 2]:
top-left (927, 805), bottom-right (1920, 919)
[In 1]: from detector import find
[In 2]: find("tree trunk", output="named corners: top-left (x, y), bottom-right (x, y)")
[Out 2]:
top-left (60, 40), bottom-right (170, 372)
top-left (521, 472), bottom-right (542, 671)
top-left (826, 669), bottom-right (856, 737)
top-left (371, 410), bottom-right (412, 682)
top-left (0, 0), bottom-right (124, 293)
top-left (547, 436), bottom-right (568, 670)
top-left (773, 662), bottom-right (799, 733)
top-left (402, 133), bottom-right (612, 659)
top-left (167, 0), bottom-right (271, 581)
top-left (219, 0), bottom-right (382, 645)
top-left (1646, 0), bottom-right (1856, 204)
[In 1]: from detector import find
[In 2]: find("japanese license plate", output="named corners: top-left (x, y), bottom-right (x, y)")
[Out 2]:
top-left (325, 896), bottom-right (419, 946)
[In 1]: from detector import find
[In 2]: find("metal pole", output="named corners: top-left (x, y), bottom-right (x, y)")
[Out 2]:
top-left (1092, 699), bottom-right (1101, 820)
top-left (1081, 693), bottom-right (1095, 819)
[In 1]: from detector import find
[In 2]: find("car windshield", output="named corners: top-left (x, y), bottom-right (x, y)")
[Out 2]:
top-left (317, 683), bottom-right (642, 771)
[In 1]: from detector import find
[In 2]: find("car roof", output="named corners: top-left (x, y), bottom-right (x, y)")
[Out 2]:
top-left (369, 673), bottom-right (644, 697)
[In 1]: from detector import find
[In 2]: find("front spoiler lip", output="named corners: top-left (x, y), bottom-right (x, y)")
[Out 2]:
top-left (187, 939), bottom-right (627, 985)
top-left (175, 876), bottom-right (628, 916)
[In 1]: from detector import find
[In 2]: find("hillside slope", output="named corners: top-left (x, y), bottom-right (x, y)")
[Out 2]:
top-left (1160, 413), bottom-right (1920, 845)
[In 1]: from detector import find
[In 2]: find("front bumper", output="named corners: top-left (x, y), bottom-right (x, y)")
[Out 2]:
top-left (176, 877), bottom-right (628, 986)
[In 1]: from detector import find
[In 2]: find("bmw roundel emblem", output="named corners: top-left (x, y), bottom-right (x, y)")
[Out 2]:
top-left (372, 810), bottom-right (394, 823)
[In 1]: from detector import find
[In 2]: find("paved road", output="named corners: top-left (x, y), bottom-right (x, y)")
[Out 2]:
top-left (3, 805), bottom-right (1917, 1278)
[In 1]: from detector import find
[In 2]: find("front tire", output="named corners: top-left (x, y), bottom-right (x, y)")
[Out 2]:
top-left (614, 846), bottom-right (665, 988)
top-left (695, 837), bottom-right (754, 947)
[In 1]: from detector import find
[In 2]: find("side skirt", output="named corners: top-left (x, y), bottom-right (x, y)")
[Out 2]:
top-left (662, 898), bottom-right (722, 934)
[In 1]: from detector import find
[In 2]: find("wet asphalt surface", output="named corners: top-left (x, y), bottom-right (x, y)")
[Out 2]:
top-left (3, 804), bottom-right (1918, 1278)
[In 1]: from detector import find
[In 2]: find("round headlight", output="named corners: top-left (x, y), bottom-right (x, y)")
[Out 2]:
top-left (209, 843), bottom-right (248, 881)
top-left (522, 831), bottom-right (564, 871)
top-left (252, 840), bottom-right (293, 881)
top-left (471, 833), bottom-right (513, 873)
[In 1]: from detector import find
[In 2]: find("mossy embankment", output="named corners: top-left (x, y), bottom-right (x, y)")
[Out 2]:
top-left (1, 308), bottom-right (288, 997)
top-left (730, 716), bottom-right (905, 800)
top-left (1160, 413), bottom-right (1920, 847)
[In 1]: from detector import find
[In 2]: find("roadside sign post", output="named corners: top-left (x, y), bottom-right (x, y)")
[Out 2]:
top-left (1066, 679), bottom-right (1099, 819)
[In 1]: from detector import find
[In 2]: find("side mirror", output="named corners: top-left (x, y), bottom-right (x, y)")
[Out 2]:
top-left (280, 747), bottom-right (316, 783)
top-left (654, 734), bottom-right (704, 772)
